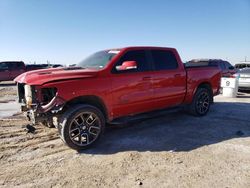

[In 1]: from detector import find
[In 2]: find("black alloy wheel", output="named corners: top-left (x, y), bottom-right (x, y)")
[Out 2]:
top-left (187, 87), bottom-right (211, 116)
top-left (58, 105), bottom-right (105, 150)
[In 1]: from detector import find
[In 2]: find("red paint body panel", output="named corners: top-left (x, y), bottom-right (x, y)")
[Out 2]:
top-left (184, 67), bottom-right (221, 104)
top-left (14, 67), bottom-right (98, 85)
top-left (14, 46), bottom-right (221, 121)
top-left (110, 71), bottom-right (154, 117)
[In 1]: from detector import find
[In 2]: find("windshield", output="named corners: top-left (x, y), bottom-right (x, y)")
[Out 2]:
top-left (77, 50), bottom-right (120, 69)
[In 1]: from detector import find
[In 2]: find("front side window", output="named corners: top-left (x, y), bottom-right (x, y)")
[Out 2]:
top-left (78, 50), bottom-right (119, 70)
top-left (151, 50), bottom-right (178, 70)
top-left (114, 50), bottom-right (150, 73)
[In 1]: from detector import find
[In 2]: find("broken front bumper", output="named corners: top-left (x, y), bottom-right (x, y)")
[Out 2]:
top-left (21, 95), bottom-right (65, 125)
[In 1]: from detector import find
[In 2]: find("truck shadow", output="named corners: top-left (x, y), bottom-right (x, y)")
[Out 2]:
top-left (83, 101), bottom-right (250, 154)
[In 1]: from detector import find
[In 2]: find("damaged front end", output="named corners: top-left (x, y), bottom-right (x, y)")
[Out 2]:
top-left (17, 83), bottom-right (65, 127)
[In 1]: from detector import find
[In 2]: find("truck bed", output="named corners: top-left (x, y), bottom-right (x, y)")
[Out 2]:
top-left (184, 66), bottom-right (221, 104)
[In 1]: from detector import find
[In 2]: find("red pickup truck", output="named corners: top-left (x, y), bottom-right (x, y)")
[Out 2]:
top-left (15, 46), bottom-right (221, 150)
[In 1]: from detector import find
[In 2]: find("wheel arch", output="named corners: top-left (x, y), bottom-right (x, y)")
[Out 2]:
top-left (63, 95), bottom-right (109, 121)
top-left (195, 82), bottom-right (213, 103)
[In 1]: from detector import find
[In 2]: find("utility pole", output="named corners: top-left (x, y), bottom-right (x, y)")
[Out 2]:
top-left (47, 60), bottom-right (50, 67)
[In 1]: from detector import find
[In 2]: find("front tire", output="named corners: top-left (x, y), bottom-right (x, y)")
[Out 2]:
top-left (58, 105), bottom-right (105, 151)
top-left (187, 87), bottom-right (211, 116)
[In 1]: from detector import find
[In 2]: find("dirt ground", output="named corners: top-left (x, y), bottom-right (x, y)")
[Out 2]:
top-left (0, 82), bottom-right (250, 188)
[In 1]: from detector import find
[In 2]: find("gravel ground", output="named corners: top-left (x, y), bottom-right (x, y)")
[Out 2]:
top-left (0, 82), bottom-right (250, 188)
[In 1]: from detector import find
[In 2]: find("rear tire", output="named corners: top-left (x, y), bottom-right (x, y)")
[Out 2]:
top-left (58, 104), bottom-right (105, 151)
top-left (187, 87), bottom-right (211, 116)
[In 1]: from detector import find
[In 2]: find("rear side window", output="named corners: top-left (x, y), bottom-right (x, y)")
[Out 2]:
top-left (218, 62), bottom-right (226, 70)
top-left (210, 61), bottom-right (225, 70)
top-left (224, 61), bottom-right (233, 69)
top-left (114, 50), bottom-right (150, 73)
top-left (151, 50), bottom-right (178, 70)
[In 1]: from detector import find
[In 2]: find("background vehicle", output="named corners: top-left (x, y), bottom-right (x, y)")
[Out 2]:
top-left (25, 64), bottom-right (49, 71)
top-left (236, 68), bottom-right (250, 90)
top-left (234, 63), bottom-right (250, 70)
top-left (0, 61), bottom-right (63, 82)
top-left (15, 46), bottom-right (221, 150)
top-left (26, 64), bottom-right (63, 71)
top-left (186, 59), bottom-right (236, 77)
top-left (0, 61), bottom-right (26, 82)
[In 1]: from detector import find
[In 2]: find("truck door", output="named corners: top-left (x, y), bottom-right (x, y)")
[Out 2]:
top-left (9, 62), bottom-right (25, 80)
top-left (0, 63), bottom-right (10, 81)
top-left (110, 50), bottom-right (154, 118)
top-left (150, 49), bottom-right (186, 108)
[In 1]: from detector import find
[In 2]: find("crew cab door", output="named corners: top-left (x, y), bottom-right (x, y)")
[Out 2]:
top-left (0, 62), bottom-right (10, 81)
top-left (150, 49), bottom-right (186, 108)
top-left (110, 50), bottom-right (154, 118)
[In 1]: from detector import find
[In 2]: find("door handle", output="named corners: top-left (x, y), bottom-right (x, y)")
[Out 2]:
top-left (142, 76), bottom-right (151, 80)
top-left (174, 74), bottom-right (181, 77)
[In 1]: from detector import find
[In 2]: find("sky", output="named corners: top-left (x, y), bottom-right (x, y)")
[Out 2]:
top-left (0, 0), bottom-right (250, 65)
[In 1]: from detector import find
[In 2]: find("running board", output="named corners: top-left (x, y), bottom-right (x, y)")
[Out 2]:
top-left (108, 106), bottom-right (182, 125)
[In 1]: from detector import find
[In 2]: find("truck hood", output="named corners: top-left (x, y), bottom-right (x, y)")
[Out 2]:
top-left (14, 67), bottom-right (98, 85)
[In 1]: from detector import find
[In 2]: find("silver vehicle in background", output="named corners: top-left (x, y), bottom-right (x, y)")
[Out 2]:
top-left (237, 68), bottom-right (250, 90)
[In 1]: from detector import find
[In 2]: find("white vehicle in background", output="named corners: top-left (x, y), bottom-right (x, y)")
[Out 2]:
top-left (234, 63), bottom-right (250, 70)
top-left (236, 68), bottom-right (250, 90)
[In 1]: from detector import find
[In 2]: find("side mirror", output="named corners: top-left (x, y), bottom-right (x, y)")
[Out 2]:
top-left (228, 66), bottom-right (235, 70)
top-left (116, 61), bottom-right (137, 71)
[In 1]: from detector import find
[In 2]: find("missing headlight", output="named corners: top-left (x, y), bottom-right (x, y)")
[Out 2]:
top-left (17, 83), bottom-right (25, 103)
top-left (41, 88), bottom-right (57, 105)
